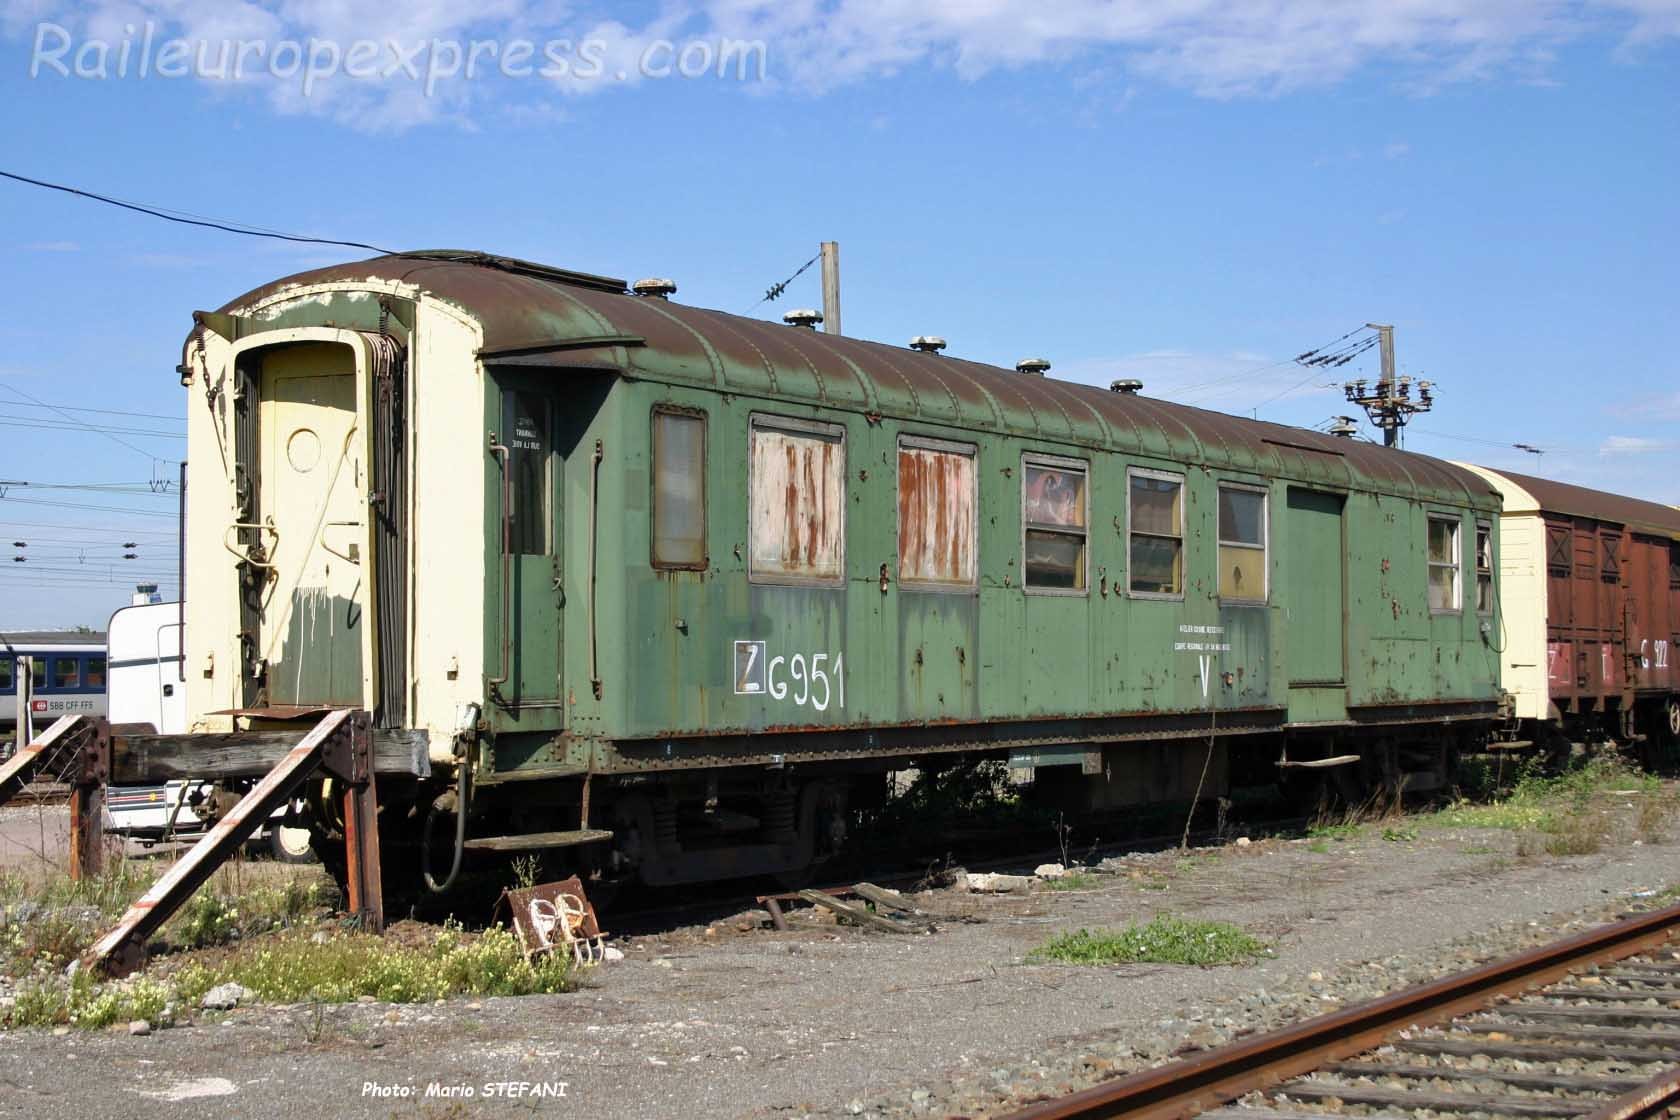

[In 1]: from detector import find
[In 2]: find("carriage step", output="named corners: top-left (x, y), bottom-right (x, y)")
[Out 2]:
top-left (463, 829), bottom-right (615, 852)
top-left (1276, 754), bottom-right (1361, 769)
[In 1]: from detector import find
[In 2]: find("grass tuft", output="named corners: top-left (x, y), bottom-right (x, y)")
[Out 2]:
top-left (1031, 914), bottom-right (1269, 967)
top-left (1041, 871), bottom-right (1099, 892)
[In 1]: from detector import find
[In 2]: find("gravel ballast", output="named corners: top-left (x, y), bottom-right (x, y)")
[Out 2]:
top-left (2, 802), bottom-right (1678, 1119)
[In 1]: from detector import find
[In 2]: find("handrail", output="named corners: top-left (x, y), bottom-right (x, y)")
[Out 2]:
top-left (487, 433), bottom-right (512, 688)
top-left (222, 519), bottom-right (278, 569)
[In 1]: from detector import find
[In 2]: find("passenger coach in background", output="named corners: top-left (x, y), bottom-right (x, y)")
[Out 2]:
top-left (1463, 466), bottom-right (1680, 753)
top-left (1, 632), bottom-right (107, 755)
top-left (176, 251), bottom-right (1506, 897)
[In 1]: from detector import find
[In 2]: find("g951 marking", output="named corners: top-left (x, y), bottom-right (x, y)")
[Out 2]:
top-left (733, 641), bottom-right (845, 711)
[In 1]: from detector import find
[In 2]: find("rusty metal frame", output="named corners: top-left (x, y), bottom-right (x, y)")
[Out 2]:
top-left (997, 900), bottom-right (1680, 1120)
top-left (87, 710), bottom-right (381, 976)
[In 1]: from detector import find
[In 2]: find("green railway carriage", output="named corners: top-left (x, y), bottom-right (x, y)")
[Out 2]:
top-left (180, 252), bottom-right (1501, 889)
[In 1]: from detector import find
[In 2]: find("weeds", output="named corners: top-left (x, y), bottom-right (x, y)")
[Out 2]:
top-left (3, 925), bottom-right (574, 1031)
top-left (1031, 915), bottom-right (1269, 967)
top-left (1381, 825), bottom-right (1418, 843)
top-left (1042, 871), bottom-right (1098, 892)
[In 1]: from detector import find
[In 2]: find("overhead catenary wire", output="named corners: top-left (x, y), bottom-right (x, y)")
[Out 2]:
top-left (0, 380), bottom-right (181, 461)
top-left (0, 169), bottom-right (398, 255)
top-left (0, 495), bottom-right (177, 518)
top-left (3, 400), bottom-right (184, 423)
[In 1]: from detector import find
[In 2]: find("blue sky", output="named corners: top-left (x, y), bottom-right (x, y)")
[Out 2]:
top-left (0, 0), bottom-right (1676, 628)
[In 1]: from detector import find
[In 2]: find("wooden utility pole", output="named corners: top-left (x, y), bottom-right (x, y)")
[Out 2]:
top-left (820, 241), bottom-right (841, 336)
top-left (1342, 323), bottom-right (1434, 448)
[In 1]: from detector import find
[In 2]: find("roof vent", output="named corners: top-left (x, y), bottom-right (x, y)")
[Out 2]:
top-left (1328, 416), bottom-right (1360, 439)
top-left (631, 277), bottom-right (677, 300)
top-left (1110, 378), bottom-right (1143, 395)
top-left (1015, 357), bottom-right (1051, 376)
top-left (782, 308), bottom-right (824, 329)
top-left (909, 335), bottom-right (947, 354)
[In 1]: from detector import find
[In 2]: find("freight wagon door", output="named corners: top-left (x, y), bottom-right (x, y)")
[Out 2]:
top-left (1285, 489), bottom-right (1347, 721)
top-left (257, 344), bottom-right (366, 707)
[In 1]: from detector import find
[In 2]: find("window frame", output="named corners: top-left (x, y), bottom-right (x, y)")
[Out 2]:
top-left (1215, 480), bottom-right (1269, 605)
top-left (897, 434), bottom-right (980, 594)
top-left (52, 657), bottom-right (80, 690)
top-left (0, 658), bottom-right (11, 690)
top-left (1020, 451), bottom-right (1091, 597)
top-left (501, 389), bottom-right (554, 557)
top-left (1427, 513), bottom-right (1463, 614)
top-left (649, 404), bottom-right (709, 572)
top-left (1127, 466), bottom-right (1187, 601)
top-left (746, 413), bottom-right (848, 588)
top-left (1474, 519), bottom-right (1495, 616)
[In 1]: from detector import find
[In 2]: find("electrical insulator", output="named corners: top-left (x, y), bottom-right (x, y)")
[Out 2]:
top-left (123, 552), bottom-right (138, 560)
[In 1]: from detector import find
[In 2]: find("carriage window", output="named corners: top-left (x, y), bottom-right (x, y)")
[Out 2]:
top-left (53, 658), bottom-right (79, 689)
top-left (652, 410), bottom-right (706, 569)
top-left (1023, 457), bottom-right (1088, 591)
top-left (1217, 485), bottom-right (1267, 602)
top-left (1428, 516), bottom-right (1461, 611)
top-left (899, 438), bottom-right (978, 590)
top-left (1130, 470), bottom-right (1184, 596)
top-left (504, 392), bottom-right (551, 556)
top-left (85, 656), bottom-right (107, 689)
top-left (1475, 522), bottom-right (1494, 614)
top-left (749, 417), bottom-right (845, 584)
top-left (0, 659), bottom-right (10, 690)
top-left (31, 659), bottom-right (45, 688)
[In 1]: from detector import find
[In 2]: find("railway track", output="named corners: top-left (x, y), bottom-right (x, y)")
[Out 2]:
top-left (999, 901), bottom-right (1680, 1120)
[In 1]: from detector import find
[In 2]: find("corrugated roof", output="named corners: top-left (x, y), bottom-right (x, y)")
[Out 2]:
top-left (1488, 469), bottom-right (1680, 538)
top-left (222, 252), bottom-right (1498, 508)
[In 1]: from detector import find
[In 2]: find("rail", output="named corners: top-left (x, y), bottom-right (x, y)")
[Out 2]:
top-left (999, 900), bottom-right (1680, 1120)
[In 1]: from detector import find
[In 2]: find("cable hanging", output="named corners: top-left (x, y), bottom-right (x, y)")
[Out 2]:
top-left (744, 251), bottom-right (820, 313)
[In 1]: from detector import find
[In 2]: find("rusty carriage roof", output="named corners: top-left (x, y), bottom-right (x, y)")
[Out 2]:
top-left (1489, 469), bottom-right (1680, 538)
top-left (220, 251), bottom-right (1497, 508)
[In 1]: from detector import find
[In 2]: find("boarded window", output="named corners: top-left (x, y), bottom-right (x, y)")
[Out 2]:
top-left (749, 418), bottom-right (845, 583)
top-left (1546, 522), bottom-right (1572, 576)
top-left (52, 658), bottom-right (79, 689)
top-left (1023, 457), bottom-right (1088, 591)
top-left (84, 657), bottom-right (106, 689)
top-left (1475, 522), bottom-right (1494, 614)
top-left (898, 438), bottom-right (977, 589)
top-left (1428, 516), bottom-right (1461, 611)
top-left (1217, 485), bottom-right (1267, 602)
top-left (1130, 470), bottom-right (1184, 595)
top-left (1601, 533), bottom-right (1621, 584)
top-left (652, 410), bottom-right (706, 569)
top-left (504, 392), bottom-right (551, 556)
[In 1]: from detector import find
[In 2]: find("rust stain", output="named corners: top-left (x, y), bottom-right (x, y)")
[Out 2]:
top-left (897, 445), bottom-right (976, 586)
top-left (752, 427), bottom-right (844, 579)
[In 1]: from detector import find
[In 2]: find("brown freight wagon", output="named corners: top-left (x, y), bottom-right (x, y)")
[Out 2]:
top-left (1465, 466), bottom-right (1680, 743)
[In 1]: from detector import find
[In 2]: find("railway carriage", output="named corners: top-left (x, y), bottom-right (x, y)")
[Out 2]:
top-left (178, 251), bottom-right (1503, 892)
top-left (1, 633), bottom-right (107, 752)
top-left (1460, 466), bottom-right (1680, 747)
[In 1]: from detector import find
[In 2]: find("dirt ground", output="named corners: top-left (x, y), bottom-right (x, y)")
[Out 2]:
top-left (2, 798), bottom-right (1679, 1120)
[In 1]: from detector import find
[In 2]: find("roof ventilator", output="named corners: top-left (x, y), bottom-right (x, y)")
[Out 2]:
top-left (1110, 379), bottom-right (1143, 395)
top-left (631, 278), bottom-right (677, 300)
top-left (783, 308), bottom-right (824, 329)
top-left (909, 336), bottom-right (947, 354)
top-left (1015, 358), bottom-right (1051, 376)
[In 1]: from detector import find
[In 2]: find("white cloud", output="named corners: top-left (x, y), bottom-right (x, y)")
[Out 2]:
top-left (5, 0), bottom-right (1677, 130)
top-left (1054, 348), bottom-right (1344, 416)
top-left (1599, 434), bottom-right (1677, 455)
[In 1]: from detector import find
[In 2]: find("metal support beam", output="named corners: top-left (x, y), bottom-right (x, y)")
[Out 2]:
top-left (88, 710), bottom-right (373, 975)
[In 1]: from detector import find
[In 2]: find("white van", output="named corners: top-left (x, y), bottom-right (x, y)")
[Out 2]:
top-left (105, 601), bottom-right (313, 862)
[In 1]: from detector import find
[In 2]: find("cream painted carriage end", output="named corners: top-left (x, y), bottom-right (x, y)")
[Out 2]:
top-left (181, 278), bottom-right (489, 763)
top-left (1456, 464), bottom-right (1549, 721)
